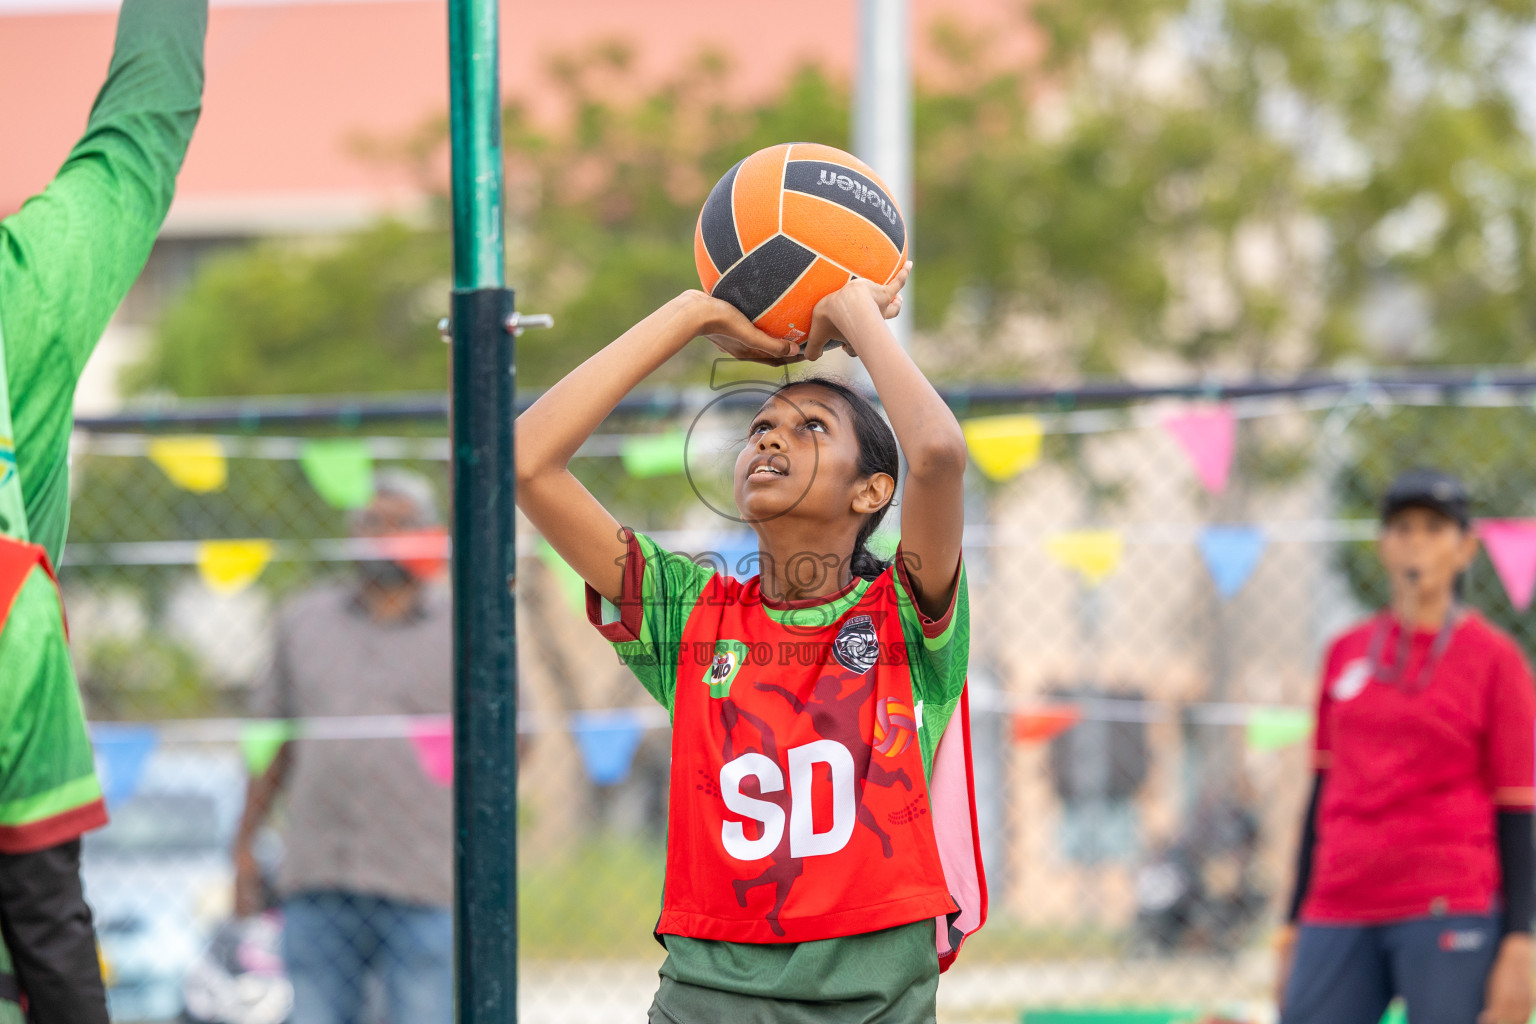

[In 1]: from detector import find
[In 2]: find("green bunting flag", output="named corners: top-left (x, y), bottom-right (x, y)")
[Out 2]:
top-left (1245, 707), bottom-right (1313, 752)
top-left (299, 439), bottom-right (376, 510)
top-left (240, 719), bottom-right (296, 775)
top-left (620, 431), bottom-right (687, 478)
top-left (538, 541), bottom-right (588, 614)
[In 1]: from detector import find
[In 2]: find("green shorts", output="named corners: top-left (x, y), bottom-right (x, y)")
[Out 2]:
top-left (647, 920), bottom-right (940, 1024)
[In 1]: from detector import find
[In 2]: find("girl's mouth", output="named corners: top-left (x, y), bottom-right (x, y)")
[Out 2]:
top-left (747, 455), bottom-right (790, 480)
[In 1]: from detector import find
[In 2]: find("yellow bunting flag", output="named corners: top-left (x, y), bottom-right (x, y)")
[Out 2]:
top-left (1045, 530), bottom-right (1124, 586)
top-left (196, 540), bottom-right (274, 595)
top-left (148, 436), bottom-right (228, 493)
top-left (962, 415), bottom-right (1044, 482)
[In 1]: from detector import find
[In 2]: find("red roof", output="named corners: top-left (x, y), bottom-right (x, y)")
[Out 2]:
top-left (0, 0), bottom-right (1029, 230)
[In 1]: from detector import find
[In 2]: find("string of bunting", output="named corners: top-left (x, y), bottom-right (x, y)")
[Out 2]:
top-left (80, 387), bottom-right (1536, 506)
top-left (64, 518), bottom-right (1536, 612)
top-left (88, 691), bottom-right (1322, 808)
top-left (89, 709), bottom-right (672, 806)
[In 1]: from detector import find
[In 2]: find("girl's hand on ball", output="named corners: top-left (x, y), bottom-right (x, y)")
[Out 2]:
top-left (801, 262), bottom-right (912, 361)
top-left (687, 291), bottom-right (799, 365)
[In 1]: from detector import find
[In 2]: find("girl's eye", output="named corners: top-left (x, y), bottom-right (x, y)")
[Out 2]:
top-left (804, 420), bottom-right (826, 433)
top-left (749, 421), bottom-right (769, 436)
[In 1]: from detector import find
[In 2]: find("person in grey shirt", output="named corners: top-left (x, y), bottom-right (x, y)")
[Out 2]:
top-left (232, 470), bottom-right (452, 1024)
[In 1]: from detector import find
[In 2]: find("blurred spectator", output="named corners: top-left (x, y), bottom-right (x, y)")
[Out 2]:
top-left (232, 471), bottom-right (452, 1024)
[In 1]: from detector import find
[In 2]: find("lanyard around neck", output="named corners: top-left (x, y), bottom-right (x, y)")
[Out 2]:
top-left (1366, 604), bottom-right (1463, 696)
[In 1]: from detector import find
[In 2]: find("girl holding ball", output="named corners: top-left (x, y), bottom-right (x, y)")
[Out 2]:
top-left (516, 264), bottom-right (985, 1023)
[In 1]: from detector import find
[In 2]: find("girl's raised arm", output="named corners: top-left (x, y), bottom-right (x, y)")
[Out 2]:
top-left (516, 291), bottom-right (794, 602)
top-left (805, 265), bottom-right (968, 617)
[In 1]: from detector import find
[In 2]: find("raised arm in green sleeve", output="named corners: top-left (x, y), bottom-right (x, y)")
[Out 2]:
top-left (0, 0), bottom-right (206, 563)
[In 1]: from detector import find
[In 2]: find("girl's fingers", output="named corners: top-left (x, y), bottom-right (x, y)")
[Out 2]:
top-left (874, 262), bottom-right (912, 307)
top-left (703, 299), bottom-right (799, 360)
top-left (801, 319), bottom-right (837, 361)
top-left (708, 333), bottom-right (804, 366)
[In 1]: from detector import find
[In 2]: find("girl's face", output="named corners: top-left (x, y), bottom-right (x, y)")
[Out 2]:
top-left (1377, 506), bottom-right (1477, 603)
top-left (734, 385), bottom-right (883, 529)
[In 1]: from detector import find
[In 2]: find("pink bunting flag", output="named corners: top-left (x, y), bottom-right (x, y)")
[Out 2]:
top-left (408, 717), bottom-right (453, 787)
top-left (1478, 520), bottom-right (1536, 611)
top-left (1164, 405), bottom-right (1237, 495)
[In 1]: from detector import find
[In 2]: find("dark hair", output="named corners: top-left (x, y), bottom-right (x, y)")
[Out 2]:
top-left (771, 376), bottom-right (899, 579)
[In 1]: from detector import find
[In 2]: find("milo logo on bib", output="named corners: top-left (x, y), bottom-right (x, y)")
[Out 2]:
top-left (705, 639), bottom-right (750, 699)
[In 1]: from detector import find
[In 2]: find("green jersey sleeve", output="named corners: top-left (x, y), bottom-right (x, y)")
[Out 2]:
top-left (891, 549), bottom-right (970, 776)
top-left (0, 0), bottom-right (205, 563)
top-left (586, 530), bottom-right (717, 716)
top-left (0, 570), bottom-right (106, 853)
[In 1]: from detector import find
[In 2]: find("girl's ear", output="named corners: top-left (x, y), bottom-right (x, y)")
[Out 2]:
top-left (851, 472), bottom-right (895, 515)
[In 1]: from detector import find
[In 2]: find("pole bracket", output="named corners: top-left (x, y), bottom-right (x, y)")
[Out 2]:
top-left (439, 312), bottom-right (554, 342)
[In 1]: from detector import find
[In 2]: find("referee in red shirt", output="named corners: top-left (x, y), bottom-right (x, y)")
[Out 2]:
top-left (1276, 469), bottom-right (1536, 1024)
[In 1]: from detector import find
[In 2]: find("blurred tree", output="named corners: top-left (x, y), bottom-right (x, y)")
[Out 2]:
top-left (130, 0), bottom-right (1536, 397)
top-left (126, 221), bottom-right (449, 397)
top-left (916, 0), bottom-right (1536, 377)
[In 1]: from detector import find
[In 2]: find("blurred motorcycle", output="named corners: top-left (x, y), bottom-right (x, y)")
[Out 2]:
top-left (1131, 798), bottom-right (1267, 956)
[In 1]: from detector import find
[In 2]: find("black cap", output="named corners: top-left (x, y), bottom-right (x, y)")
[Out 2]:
top-left (1380, 468), bottom-right (1471, 529)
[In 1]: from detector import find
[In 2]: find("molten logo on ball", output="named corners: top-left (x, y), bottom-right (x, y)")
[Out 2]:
top-left (814, 169), bottom-right (899, 226)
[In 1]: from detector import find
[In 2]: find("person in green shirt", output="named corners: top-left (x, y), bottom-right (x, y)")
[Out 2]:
top-left (0, 1), bottom-right (205, 1019)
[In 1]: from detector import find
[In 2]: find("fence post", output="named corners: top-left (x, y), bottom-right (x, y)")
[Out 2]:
top-left (447, 0), bottom-right (518, 1021)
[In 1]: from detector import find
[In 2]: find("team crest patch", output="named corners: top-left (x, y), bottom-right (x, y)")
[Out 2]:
top-left (833, 614), bottom-right (879, 674)
top-left (0, 437), bottom-right (13, 489)
top-left (704, 639), bottom-right (750, 698)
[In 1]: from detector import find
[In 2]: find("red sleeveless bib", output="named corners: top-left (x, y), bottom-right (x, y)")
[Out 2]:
top-left (659, 570), bottom-right (958, 944)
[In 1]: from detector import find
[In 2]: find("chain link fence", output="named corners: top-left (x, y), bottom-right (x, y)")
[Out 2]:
top-left (60, 373), bottom-right (1536, 1024)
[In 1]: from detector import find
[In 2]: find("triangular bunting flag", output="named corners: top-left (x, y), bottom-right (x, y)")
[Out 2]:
top-left (1245, 707), bottom-right (1314, 752)
top-left (299, 439), bottom-right (375, 510)
top-left (374, 527), bottom-right (449, 582)
top-left (1012, 706), bottom-right (1081, 743)
top-left (1045, 531), bottom-right (1124, 586)
top-left (409, 717), bottom-right (454, 787)
top-left (1164, 406), bottom-right (1236, 494)
top-left (961, 415), bottom-right (1044, 482)
top-left (197, 540), bottom-right (274, 595)
top-left (1479, 520), bottom-right (1536, 611)
top-left (537, 541), bottom-right (589, 614)
top-left (239, 720), bottom-right (295, 776)
top-left (148, 436), bottom-right (228, 493)
top-left (92, 724), bottom-right (159, 808)
top-left (1197, 526), bottom-right (1267, 599)
top-left (620, 431), bottom-right (687, 479)
top-left (571, 710), bottom-right (645, 786)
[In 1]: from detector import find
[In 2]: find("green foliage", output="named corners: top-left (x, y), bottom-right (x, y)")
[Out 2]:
top-left (127, 222), bottom-right (449, 397)
top-left (75, 633), bottom-right (208, 720)
top-left (130, 0), bottom-right (1536, 398)
top-left (915, 0), bottom-right (1536, 376)
top-left (521, 833), bottom-right (667, 958)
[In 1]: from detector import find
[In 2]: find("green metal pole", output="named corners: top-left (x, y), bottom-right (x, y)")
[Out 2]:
top-left (447, 0), bottom-right (517, 1021)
